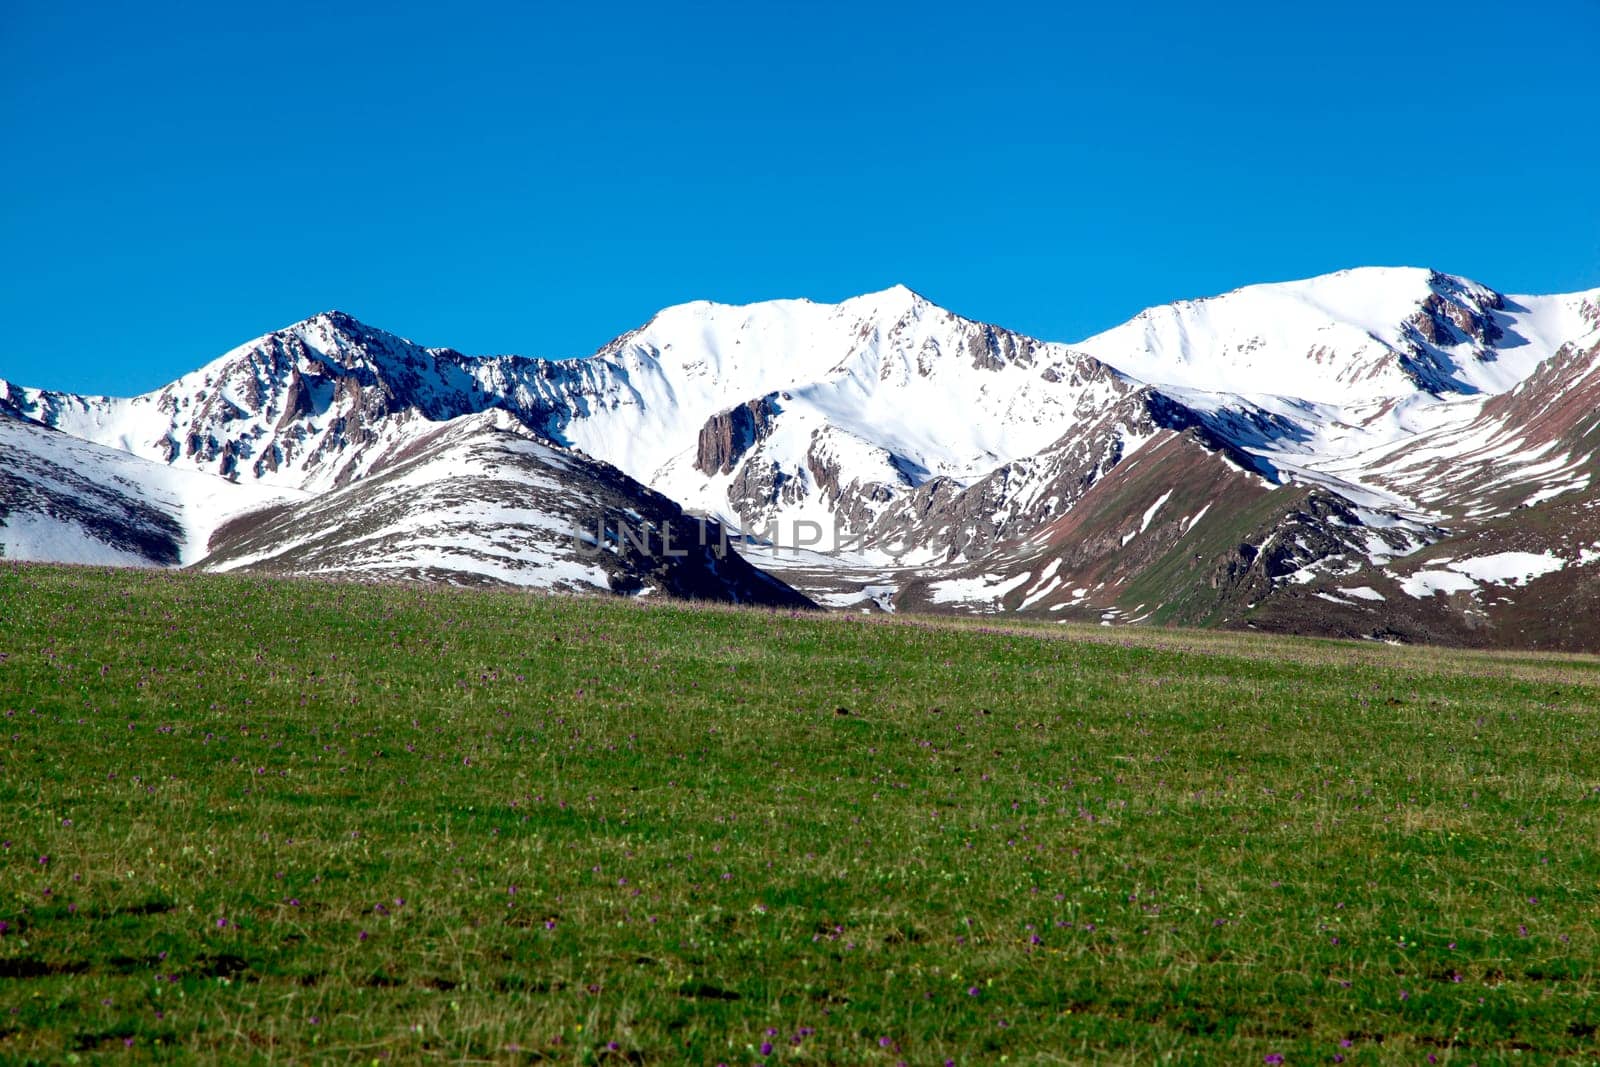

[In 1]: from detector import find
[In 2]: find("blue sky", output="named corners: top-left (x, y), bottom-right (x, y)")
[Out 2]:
top-left (4, 1), bottom-right (1598, 394)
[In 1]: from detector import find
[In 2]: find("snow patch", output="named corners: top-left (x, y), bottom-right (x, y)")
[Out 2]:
top-left (1140, 489), bottom-right (1173, 533)
top-left (927, 571), bottom-right (1031, 606)
top-left (1397, 570), bottom-right (1479, 598)
top-left (1446, 551), bottom-right (1565, 585)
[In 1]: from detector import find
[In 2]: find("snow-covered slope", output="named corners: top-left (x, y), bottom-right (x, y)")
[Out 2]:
top-left (1325, 303), bottom-right (1600, 519)
top-left (565, 286), bottom-right (1114, 480)
top-left (1076, 267), bottom-right (1585, 403)
top-left (0, 412), bottom-right (290, 566)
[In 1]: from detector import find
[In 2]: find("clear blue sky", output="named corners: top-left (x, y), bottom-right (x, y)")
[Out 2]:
top-left (4, 1), bottom-right (1598, 395)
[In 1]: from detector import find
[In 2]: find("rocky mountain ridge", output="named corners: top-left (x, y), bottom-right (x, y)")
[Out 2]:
top-left (4, 267), bottom-right (1598, 648)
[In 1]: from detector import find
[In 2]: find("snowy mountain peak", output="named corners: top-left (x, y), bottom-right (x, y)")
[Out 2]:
top-left (271, 310), bottom-right (448, 371)
top-left (1156, 266), bottom-right (1497, 332)
top-left (1421, 268), bottom-right (1498, 305)
top-left (1075, 265), bottom-right (1536, 403)
top-left (300, 308), bottom-right (370, 332)
top-left (627, 284), bottom-right (938, 343)
top-left (837, 283), bottom-right (933, 316)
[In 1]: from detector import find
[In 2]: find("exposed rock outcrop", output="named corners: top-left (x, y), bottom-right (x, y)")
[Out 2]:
top-left (694, 394), bottom-right (780, 475)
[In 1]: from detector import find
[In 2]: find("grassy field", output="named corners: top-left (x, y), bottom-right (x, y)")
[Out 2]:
top-left (1, 563), bottom-right (1597, 1065)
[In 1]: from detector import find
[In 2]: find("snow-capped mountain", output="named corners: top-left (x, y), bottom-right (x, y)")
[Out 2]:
top-left (882, 268), bottom-right (1600, 644)
top-left (556, 285), bottom-right (1140, 549)
top-left (3, 266), bottom-right (1597, 648)
top-left (1075, 267), bottom-right (1583, 402)
top-left (1, 311), bottom-right (509, 490)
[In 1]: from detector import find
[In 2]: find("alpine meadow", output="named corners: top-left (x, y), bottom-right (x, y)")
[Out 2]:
top-left (2, 563), bottom-right (1597, 1063)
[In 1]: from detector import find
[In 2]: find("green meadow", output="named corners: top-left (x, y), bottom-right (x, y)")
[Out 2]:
top-left (1, 563), bottom-right (1597, 1064)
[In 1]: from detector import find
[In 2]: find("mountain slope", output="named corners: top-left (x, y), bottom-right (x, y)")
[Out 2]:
top-left (0, 412), bottom-right (285, 567)
top-left (1248, 493), bottom-right (1600, 652)
top-left (199, 411), bottom-right (815, 606)
top-left (1336, 318), bottom-right (1600, 520)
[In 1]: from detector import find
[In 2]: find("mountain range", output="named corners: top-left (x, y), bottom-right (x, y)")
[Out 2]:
top-left (4, 266), bottom-right (1598, 650)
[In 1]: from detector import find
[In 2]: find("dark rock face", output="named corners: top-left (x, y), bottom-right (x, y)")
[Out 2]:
top-left (275, 368), bottom-right (318, 431)
top-left (1393, 277), bottom-right (1510, 394)
top-left (0, 383), bottom-right (39, 424)
top-left (725, 450), bottom-right (805, 526)
top-left (1203, 489), bottom-right (1437, 608)
top-left (694, 395), bottom-right (780, 475)
top-left (964, 323), bottom-right (1045, 371)
top-left (802, 436), bottom-right (902, 534)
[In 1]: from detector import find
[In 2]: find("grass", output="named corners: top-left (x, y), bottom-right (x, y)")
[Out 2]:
top-left (1, 562), bottom-right (1597, 1065)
